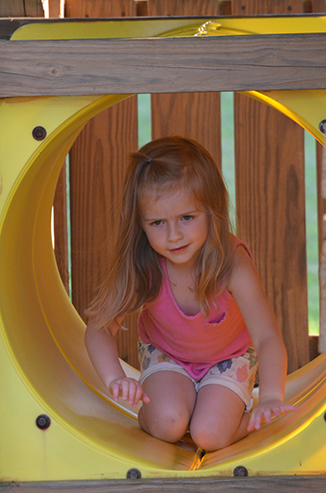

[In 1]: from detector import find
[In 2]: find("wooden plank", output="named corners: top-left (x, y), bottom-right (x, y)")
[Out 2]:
top-left (148, 0), bottom-right (220, 16)
top-left (309, 334), bottom-right (320, 360)
top-left (311, 0), bottom-right (326, 12)
top-left (0, 0), bottom-right (44, 16)
top-left (312, 0), bottom-right (326, 353)
top-left (232, 0), bottom-right (309, 373)
top-left (1, 476), bottom-right (326, 492)
top-left (149, 0), bottom-right (222, 163)
top-left (66, 0), bottom-right (140, 369)
top-left (2, 32), bottom-right (326, 97)
top-left (48, 0), bottom-right (65, 18)
top-left (65, 0), bottom-right (136, 17)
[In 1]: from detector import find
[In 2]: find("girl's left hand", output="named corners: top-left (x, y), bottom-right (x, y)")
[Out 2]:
top-left (247, 398), bottom-right (297, 432)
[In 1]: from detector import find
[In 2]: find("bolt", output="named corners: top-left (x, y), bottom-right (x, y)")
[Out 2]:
top-left (36, 414), bottom-right (51, 430)
top-left (126, 468), bottom-right (141, 479)
top-left (319, 120), bottom-right (326, 134)
top-left (233, 465), bottom-right (248, 477)
top-left (32, 126), bottom-right (47, 141)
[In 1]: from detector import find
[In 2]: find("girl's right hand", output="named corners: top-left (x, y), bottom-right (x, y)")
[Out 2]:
top-left (109, 377), bottom-right (150, 407)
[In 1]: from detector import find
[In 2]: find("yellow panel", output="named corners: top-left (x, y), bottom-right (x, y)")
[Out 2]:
top-left (1, 17), bottom-right (326, 482)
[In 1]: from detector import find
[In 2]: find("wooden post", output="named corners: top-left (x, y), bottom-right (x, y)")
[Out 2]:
top-left (148, 0), bottom-right (222, 164)
top-left (232, 0), bottom-right (309, 373)
top-left (0, 0), bottom-right (44, 16)
top-left (312, 0), bottom-right (326, 355)
top-left (64, 0), bottom-right (140, 368)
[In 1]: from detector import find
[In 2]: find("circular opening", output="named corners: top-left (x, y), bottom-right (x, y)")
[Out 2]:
top-left (0, 89), bottom-right (325, 470)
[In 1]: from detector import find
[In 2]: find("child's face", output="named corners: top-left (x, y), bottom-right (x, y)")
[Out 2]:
top-left (140, 186), bottom-right (209, 270)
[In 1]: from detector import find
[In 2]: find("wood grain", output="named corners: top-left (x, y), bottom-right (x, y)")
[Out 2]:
top-left (1, 32), bottom-right (326, 97)
top-left (149, 0), bottom-right (222, 163)
top-left (232, 0), bottom-right (309, 372)
top-left (0, 0), bottom-right (44, 16)
top-left (2, 476), bottom-right (326, 492)
top-left (66, 0), bottom-right (139, 368)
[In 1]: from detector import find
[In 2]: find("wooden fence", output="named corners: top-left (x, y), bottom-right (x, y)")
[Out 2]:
top-left (1, 0), bottom-right (326, 373)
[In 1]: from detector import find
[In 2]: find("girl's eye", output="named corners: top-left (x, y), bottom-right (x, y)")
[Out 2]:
top-left (151, 220), bottom-right (163, 226)
top-left (182, 215), bottom-right (193, 221)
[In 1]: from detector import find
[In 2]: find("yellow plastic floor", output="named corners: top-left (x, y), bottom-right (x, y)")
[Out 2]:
top-left (1, 17), bottom-right (326, 482)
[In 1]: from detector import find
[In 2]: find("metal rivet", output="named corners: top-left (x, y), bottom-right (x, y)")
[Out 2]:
top-left (233, 465), bottom-right (248, 477)
top-left (36, 414), bottom-right (51, 430)
top-left (32, 126), bottom-right (47, 141)
top-left (126, 468), bottom-right (141, 479)
top-left (319, 120), bottom-right (326, 134)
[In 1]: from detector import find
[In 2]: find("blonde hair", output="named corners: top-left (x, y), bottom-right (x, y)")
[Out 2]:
top-left (86, 136), bottom-right (231, 329)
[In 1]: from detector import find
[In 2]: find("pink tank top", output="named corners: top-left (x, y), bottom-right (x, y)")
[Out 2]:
top-left (138, 235), bottom-right (253, 380)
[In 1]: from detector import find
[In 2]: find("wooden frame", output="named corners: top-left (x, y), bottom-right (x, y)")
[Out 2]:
top-left (1, 14), bottom-right (326, 491)
top-left (1, 27), bottom-right (326, 96)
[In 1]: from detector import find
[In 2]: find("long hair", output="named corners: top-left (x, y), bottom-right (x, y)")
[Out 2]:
top-left (86, 136), bottom-right (232, 329)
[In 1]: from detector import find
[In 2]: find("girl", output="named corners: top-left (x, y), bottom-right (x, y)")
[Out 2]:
top-left (85, 136), bottom-right (296, 452)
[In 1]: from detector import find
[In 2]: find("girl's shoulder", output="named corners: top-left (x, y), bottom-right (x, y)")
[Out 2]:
top-left (229, 233), bottom-right (253, 260)
top-left (227, 234), bottom-right (258, 296)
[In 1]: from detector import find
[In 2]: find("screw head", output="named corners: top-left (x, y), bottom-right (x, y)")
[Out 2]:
top-left (233, 465), bottom-right (248, 477)
top-left (32, 126), bottom-right (47, 141)
top-left (36, 414), bottom-right (51, 430)
top-left (126, 468), bottom-right (141, 479)
top-left (319, 120), bottom-right (326, 134)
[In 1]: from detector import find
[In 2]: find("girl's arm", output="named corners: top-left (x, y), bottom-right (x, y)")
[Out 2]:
top-left (85, 319), bottom-right (150, 407)
top-left (228, 246), bottom-right (297, 431)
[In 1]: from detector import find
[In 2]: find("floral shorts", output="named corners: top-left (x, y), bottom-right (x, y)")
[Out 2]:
top-left (138, 341), bottom-right (258, 412)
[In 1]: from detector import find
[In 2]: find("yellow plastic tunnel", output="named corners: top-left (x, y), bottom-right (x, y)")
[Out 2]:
top-left (1, 17), bottom-right (326, 482)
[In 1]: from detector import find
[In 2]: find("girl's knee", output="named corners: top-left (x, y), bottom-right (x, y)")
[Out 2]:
top-left (190, 421), bottom-right (238, 452)
top-left (138, 405), bottom-right (189, 443)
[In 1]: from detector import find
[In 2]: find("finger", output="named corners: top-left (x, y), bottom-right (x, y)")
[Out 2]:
top-left (120, 379), bottom-right (130, 402)
top-left (142, 392), bottom-right (151, 404)
top-left (110, 381), bottom-right (121, 402)
top-left (133, 385), bottom-right (144, 406)
top-left (127, 381), bottom-right (138, 405)
top-left (263, 408), bottom-right (272, 424)
top-left (247, 415), bottom-right (256, 432)
top-left (248, 411), bottom-right (261, 431)
top-left (284, 403), bottom-right (298, 412)
top-left (280, 403), bottom-right (298, 415)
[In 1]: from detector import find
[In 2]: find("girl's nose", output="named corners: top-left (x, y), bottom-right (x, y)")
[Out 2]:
top-left (167, 223), bottom-right (182, 242)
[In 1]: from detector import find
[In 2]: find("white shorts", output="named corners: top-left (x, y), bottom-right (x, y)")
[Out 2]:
top-left (138, 341), bottom-right (258, 412)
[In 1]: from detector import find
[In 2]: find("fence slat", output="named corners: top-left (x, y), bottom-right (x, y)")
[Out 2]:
top-left (311, 0), bottom-right (326, 355)
top-left (232, 0), bottom-right (309, 373)
top-left (65, 0), bottom-right (140, 368)
top-left (149, 0), bottom-right (222, 171)
top-left (0, 0), bottom-right (44, 16)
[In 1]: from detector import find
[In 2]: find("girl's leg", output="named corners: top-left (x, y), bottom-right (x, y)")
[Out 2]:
top-left (138, 371), bottom-right (197, 443)
top-left (189, 384), bottom-right (250, 452)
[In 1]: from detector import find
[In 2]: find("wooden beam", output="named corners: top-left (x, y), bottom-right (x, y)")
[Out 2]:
top-left (1, 33), bottom-right (326, 96)
top-left (1, 476), bottom-right (326, 492)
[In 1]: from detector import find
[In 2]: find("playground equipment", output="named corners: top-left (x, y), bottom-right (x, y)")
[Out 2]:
top-left (1, 16), bottom-right (326, 482)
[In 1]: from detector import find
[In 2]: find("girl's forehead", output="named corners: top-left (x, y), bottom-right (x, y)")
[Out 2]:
top-left (140, 183), bottom-right (194, 206)
top-left (139, 184), bottom-right (206, 217)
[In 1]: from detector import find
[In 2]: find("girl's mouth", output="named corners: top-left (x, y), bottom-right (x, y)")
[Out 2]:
top-left (170, 244), bottom-right (189, 254)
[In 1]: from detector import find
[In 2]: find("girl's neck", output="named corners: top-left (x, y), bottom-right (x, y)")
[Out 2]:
top-left (165, 257), bottom-right (195, 277)
top-left (165, 259), bottom-right (196, 288)
top-left (164, 258), bottom-right (200, 316)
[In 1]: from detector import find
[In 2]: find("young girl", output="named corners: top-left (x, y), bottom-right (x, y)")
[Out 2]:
top-left (85, 136), bottom-right (296, 452)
